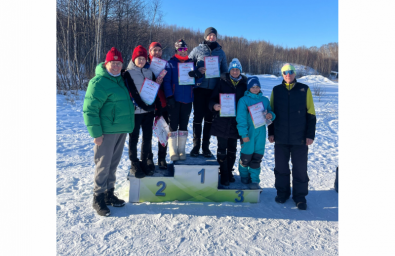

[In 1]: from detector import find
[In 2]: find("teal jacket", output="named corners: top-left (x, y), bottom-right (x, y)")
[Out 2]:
top-left (83, 63), bottom-right (135, 138)
top-left (236, 91), bottom-right (276, 139)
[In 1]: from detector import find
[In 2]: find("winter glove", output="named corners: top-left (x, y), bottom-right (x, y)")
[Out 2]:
top-left (166, 96), bottom-right (176, 110)
top-left (188, 70), bottom-right (203, 80)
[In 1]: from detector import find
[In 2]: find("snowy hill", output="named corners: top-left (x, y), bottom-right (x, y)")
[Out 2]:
top-left (56, 75), bottom-right (338, 255)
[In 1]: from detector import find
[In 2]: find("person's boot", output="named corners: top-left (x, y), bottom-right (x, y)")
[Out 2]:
top-left (190, 122), bottom-right (202, 157)
top-left (168, 131), bottom-right (179, 161)
top-left (158, 158), bottom-right (167, 170)
top-left (141, 160), bottom-right (154, 176)
top-left (296, 201), bottom-right (307, 210)
top-left (178, 130), bottom-right (188, 160)
top-left (227, 154), bottom-right (236, 183)
top-left (104, 187), bottom-right (125, 207)
top-left (218, 154), bottom-right (229, 186)
top-left (130, 161), bottom-right (145, 178)
top-left (202, 140), bottom-right (213, 157)
top-left (248, 183), bottom-right (261, 189)
top-left (92, 193), bottom-right (111, 217)
top-left (275, 195), bottom-right (289, 204)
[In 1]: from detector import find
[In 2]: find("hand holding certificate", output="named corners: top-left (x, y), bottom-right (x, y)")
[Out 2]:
top-left (219, 93), bottom-right (236, 117)
top-left (204, 56), bottom-right (220, 78)
top-left (248, 102), bottom-right (266, 129)
top-left (178, 62), bottom-right (195, 85)
top-left (149, 57), bottom-right (167, 77)
top-left (140, 78), bottom-right (160, 105)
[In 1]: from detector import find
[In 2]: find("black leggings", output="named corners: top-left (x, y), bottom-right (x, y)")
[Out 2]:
top-left (192, 87), bottom-right (213, 142)
top-left (168, 101), bottom-right (192, 131)
top-left (128, 111), bottom-right (154, 162)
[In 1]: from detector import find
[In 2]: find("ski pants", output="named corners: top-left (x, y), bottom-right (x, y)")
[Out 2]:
top-left (93, 133), bottom-right (127, 194)
top-left (238, 126), bottom-right (266, 183)
top-left (129, 111), bottom-right (154, 162)
top-left (192, 87), bottom-right (213, 145)
top-left (168, 101), bottom-right (193, 132)
top-left (217, 136), bottom-right (238, 181)
top-left (274, 144), bottom-right (309, 203)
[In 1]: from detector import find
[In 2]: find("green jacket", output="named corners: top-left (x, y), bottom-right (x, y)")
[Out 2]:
top-left (83, 63), bottom-right (135, 138)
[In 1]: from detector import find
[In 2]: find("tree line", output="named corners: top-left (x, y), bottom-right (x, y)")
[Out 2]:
top-left (57, 0), bottom-right (338, 91)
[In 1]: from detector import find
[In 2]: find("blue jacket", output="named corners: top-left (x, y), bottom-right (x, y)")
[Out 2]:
top-left (163, 56), bottom-right (196, 103)
top-left (236, 91), bottom-right (276, 139)
top-left (188, 42), bottom-right (228, 90)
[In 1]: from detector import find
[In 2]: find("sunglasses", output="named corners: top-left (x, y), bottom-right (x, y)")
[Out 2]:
top-left (177, 47), bottom-right (188, 52)
top-left (282, 70), bottom-right (294, 75)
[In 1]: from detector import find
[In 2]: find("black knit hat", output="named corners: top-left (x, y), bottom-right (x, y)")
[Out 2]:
top-left (174, 39), bottom-right (188, 52)
top-left (204, 27), bottom-right (217, 39)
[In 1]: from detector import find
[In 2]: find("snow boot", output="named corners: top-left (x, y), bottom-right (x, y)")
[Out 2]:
top-left (169, 131), bottom-right (179, 161)
top-left (275, 195), bottom-right (289, 204)
top-left (92, 193), bottom-right (111, 217)
top-left (142, 157), bottom-right (155, 176)
top-left (190, 138), bottom-right (200, 157)
top-left (218, 153), bottom-right (229, 186)
top-left (241, 176), bottom-right (251, 184)
top-left (158, 158), bottom-right (167, 170)
top-left (178, 131), bottom-right (188, 160)
top-left (227, 154), bottom-right (236, 183)
top-left (248, 183), bottom-right (261, 190)
top-left (296, 202), bottom-right (307, 210)
top-left (104, 187), bottom-right (125, 207)
top-left (202, 140), bottom-right (213, 157)
top-left (130, 161), bottom-right (145, 179)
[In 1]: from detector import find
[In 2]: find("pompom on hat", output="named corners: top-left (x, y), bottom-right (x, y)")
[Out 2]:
top-left (174, 39), bottom-right (188, 52)
top-left (132, 45), bottom-right (148, 62)
top-left (105, 47), bottom-right (123, 65)
top-left (228, 58), bottom-right (242, 73)
top-left (247, 76), bottom-right (261, 91)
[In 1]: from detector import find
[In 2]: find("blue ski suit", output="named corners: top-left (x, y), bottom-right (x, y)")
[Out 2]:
top-left (236, 91), bottom-right (275, 183)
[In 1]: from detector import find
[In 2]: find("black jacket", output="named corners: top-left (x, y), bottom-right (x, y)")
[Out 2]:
top-left (268, 80), bottom-right (316, 145)
top-left (209, 73), bottom-right (248, 139)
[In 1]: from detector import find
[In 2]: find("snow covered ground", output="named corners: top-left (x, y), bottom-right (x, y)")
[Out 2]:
top-left (57, 75), bottom-right (338, 255)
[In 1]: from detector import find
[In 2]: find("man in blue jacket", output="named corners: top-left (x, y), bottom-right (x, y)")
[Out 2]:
top-left (188, 27), bottom-right (228, 157)
top-left (268, 63), bottom-right (316, 210)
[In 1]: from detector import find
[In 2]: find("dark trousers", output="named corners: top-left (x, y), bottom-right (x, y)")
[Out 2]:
top-left (274, 144), bottom-right (309, 203)
top-left (158, 110), bottom-right (169, 159)
top-left (168, 102), bottom-right (193, 132)
top-left (217, 136), bottom-right (237, 181)
top-left (192, 88), bottom-right (213, 145)
top-left (129, 112), bottom-right (154, 162)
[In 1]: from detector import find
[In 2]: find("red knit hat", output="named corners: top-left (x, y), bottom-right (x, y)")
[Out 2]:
top-left (132, 45), bottom-right (148, 62)
top-left (105, 47), bottom-right (123, 65)
top-left (149, 42), bottom-right (162, 52)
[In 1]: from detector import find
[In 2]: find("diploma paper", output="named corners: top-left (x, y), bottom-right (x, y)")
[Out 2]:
top-left (178, 62), bottom-right (195, 85)
top-left (149, 57), bottom-right (167, 77)
top-left (139, 78), bottom-right (160, 105)
top-left (204, 56), bottom-right (220, 78)
top-left (153, 116), bottom-right (170, 147)
top-left (219, 93), bottom-right (236, 117)
top-left (248, 102), bottom-right (266, 129)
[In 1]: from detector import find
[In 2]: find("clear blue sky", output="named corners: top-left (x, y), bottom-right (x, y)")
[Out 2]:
top-left (160, 0), bottom-right (338, 49)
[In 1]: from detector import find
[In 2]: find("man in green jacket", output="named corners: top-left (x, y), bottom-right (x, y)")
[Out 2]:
top-left (83, 47), bottom-right (135, 217)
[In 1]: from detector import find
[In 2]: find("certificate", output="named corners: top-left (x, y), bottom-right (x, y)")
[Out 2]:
top-left (149, 57), bottom-right (167, 77)
top-left (153, 116), bottom-right (170, 147)
top-left (204, 56), bottom-right (220, 78)
top-left (178, 62), bottom-right (195, 85)
top-left (219, 93), bottom-right (236, 117)
top-left (139, 78), bottom-right (160, 105)
top-left (248, 102), bottom-right (266, 129)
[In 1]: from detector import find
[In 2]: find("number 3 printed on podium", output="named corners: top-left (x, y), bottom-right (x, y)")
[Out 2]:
top-left (235, 190), bottom-right (244, 202)
top-left (156, 181), bottom-right (166, 196)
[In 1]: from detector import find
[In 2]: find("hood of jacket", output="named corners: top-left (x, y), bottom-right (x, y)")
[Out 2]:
top-left (244, 90), bottom-right (263, 99)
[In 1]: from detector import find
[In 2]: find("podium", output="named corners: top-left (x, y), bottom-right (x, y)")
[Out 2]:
top-left (128, 154), bottom-right (262, 203)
